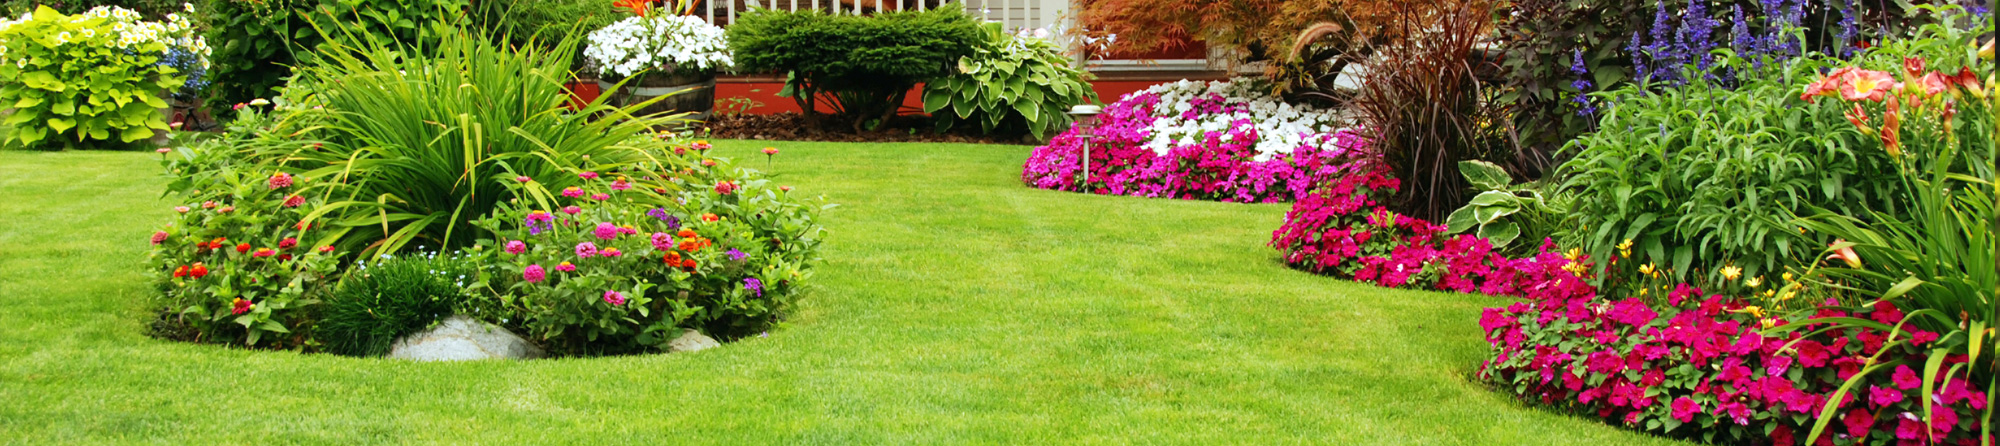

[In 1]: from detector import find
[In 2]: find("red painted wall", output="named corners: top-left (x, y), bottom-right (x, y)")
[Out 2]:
top-left (709, 79), bottom-right (1198, 115)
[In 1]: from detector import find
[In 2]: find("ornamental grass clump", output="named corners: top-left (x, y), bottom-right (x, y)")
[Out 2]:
top-left (1349, 0), bottom-right (1513, 222)
top-left (317, 253), bottom-right (477, 357)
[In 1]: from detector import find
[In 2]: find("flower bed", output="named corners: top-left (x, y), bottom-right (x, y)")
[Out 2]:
top-left (1270, 160), bottom-right (1992, 444)
top-left (1021, 78), bottom-right (1362, 203)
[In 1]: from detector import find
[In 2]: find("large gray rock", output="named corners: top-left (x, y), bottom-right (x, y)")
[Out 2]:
top-left (388, 315), bottom-right (544, 361)
top-left (667, 329), bottom-right (720, 353)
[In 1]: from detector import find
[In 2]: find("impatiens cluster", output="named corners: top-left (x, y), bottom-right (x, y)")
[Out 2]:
top-left (1021, 80), bottom-right (1369, 203)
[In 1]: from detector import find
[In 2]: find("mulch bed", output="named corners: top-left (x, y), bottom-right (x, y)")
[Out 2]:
top-left (705, 112), bottom-right (1037, 145)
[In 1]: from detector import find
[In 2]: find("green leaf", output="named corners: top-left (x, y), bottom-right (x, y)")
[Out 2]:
top-left (45, 117), bottom-right (73, 133)
top-left (1459, 160), bottom-right (1513, 190)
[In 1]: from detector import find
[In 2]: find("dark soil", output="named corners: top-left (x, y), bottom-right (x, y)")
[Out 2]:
top-left (706, 112), bottom-right (1038, 145)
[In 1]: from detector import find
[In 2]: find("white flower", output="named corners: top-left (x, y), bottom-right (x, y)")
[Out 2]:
top-left (585, 15), bottom-right (732, 78)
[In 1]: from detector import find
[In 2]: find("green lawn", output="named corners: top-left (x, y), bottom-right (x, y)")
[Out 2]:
top-left (0, 141), bottom-right (1685, 444)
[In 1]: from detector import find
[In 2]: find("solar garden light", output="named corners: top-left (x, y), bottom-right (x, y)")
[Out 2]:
top-left (1067, 104), bottom-right (1102, 185)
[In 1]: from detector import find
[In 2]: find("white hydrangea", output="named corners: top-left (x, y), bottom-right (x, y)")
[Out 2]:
top-left (1135, 78), bottom-right (1344, 161)
top-left (584, 15), bottom-right (732, 78)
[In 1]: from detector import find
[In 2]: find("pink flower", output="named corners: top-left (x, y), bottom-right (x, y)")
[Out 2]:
top-left (601, 247), bottom-right (622, 257)
top-left (150, 231), bottom-right (169, 244)
top-left (562, 187), bottom-right (585, 198)
top-left (505, 240), bottom-right (526, 254)
top-left (282, 194), bottom-right (305, 208)
top-left (715, 181), bottom-right (737, 195)
top-left (610, 179), bottom-right (631, 191)
top-left (268, 172), bottom-right (293, 189)
top-left (523, 264), bottom-right (546, 282)
top-left (1669, 397), bottom-right (1699, 422)
top-left (603, 290), bottom-right (626, 305)
top-left (278, 238), bottom-right (297, 250)
top-left (515, 176), bottom-right (532, 183)
top-left (1892, 364), bottom-right (1922, 390)
top-left (562, 205), bottom-right (582, 215)
top-left (651, 232), bottom-right (674, 251)
top-left (1844, 407), bottom-right (1875, 437)
top-left (593, 222), bottom-right (619, 240)
top-left (579, 171), bottom-right (599, 180)
top-left (253, 248), bottom-right (275, 258)
top-left (555, 261), bottom-right (576, 272)
top-left (174, 206), bottom-right (189, 213)
top-left (1896, 413), bottom-right (1924, 440)
top-left (1869, 385), bottom-right (1905, 407)
top-left (575, 242), bottom-right (598, 258)
top-left (156, 148), bottom-right (171, 154)
top-left (590, 193), bottom-right (609, 201)
top-left (762, 147), bottom-right (779, 155)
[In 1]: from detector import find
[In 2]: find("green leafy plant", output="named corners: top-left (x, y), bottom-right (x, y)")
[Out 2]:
top-left (471, 0), bottom-right (619, 70)
top-left (1443, 160), bottom-right (1569, 254)
top-left (922, 21), bottom-right (1097, 139)
top-left (316, 252), bottom-right (476, 357)
top-left (197, 0), bottom-right (319, 110)
top-left (728, 3), bottom-right (981, 132)
top-left (0, 5), bottom-right (201, 149)
top-left (1558, 52), bottom-right (1887, 280)
top-left (150, 113), bottom-right (344, 346)
top-left (254, 24), bottom-right (690, 258)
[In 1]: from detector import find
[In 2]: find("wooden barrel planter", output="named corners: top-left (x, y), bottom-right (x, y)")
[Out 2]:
top-left (598, 71), bottom-right (716, 123)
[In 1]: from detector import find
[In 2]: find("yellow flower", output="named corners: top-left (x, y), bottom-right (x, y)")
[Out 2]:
top-left (1744, 305), bottom-right (1764, 317)
top-left (1720, 265), bottom-right (1742, 281)
top-left (1638, 288), bottom-right (1649, 296)
top-left (1564, 248), bottom-right (1583, 261)
top-left (1616, 239), bottom-right (1633, 257)
top-left (1762, 289), bottom-right (1776, 298)
top-left (1760, 318), bottom-right (1778, 329)
top-left (1782, 272), bottom-right (1795, 282)
top-left (1638, 263), bottom-right (1657, 277)
top-left (1562, 261), bottom-right (1588, 276)
top-left (1745, 276), bottom-right (1764, 288)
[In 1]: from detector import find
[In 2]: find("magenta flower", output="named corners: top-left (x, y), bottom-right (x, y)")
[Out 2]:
top-left (651, 232), bottom-right (674, 251)
top-left (1669, 397), bottom-right (1699, 422)
top-left (515, 176), bottom-right (532, 183)
top-left (505, 240), bottom-right (526, 254)
top-left (601, 247), bottom-right (622, 257)
top-left (1896, 413), bottom-right (1924, 440)
top-left (579, 171), bottom-right (599, 180)
top-left (610, 179), bottom-right (632, 191)
top-left (727, 248), bottom-right (746, 262)
top-left (268, 172), bottom-right (293, 189)
top-left (555, 261), bottom-right (576, 272)
top-left (562, 205), bottom-right (582, 215)
top-left (1868, 385), bottom-right (1904, 407)
top-left (525, 210), bottom-right (555, 235)
top-left (523, 264), bottom-right (546, 283)
top-left (603, 290), bottom-right (626, 305)
top-left (744, 277), bottom-right (763, 297)
top-left (1891, 365), bottom-right (1922, 389)
top-left (593, 222), bottom-right (619, 240)
top-left (591, 193), bottom-right (610, 201)
top-left (562, 187), bottom-right (585, 198)
top-left (150, 231), bottom-right (169, 244)
top-left (575, 242), bottom-right (598, 258)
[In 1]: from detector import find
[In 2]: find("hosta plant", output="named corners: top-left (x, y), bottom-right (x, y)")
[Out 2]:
top-left (923, 21), bottom-right (1096, 139)
top-left (1444, 160), bottom-right (1570, 254)
top-left (0, 5), bottom-right (209, 149)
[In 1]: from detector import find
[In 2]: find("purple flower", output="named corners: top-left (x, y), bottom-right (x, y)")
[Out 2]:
top-left (744, 277), bottom-right (763, 297)
top-left (523, 264), bottom-right (546, 283)
top-left (603, 290), bottom-right (626, 305)
top-left (505, 240), bottom-right (526, 254)
top-left (647, 208), bottom-right (680, 228)
top-left (525, 210), bottom-right (554, 235)
top-left (575, 242), bottom-right (598, 258)
top-left (727, 248), bottom-right (746, 262)
top-left (593, 222), bottom-right (619, 240)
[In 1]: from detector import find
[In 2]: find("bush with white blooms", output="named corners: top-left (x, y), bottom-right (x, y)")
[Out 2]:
top-left (1139, 79), bottom-right (1343, 161)
top-left (584, 14), bottom-right (732, 78)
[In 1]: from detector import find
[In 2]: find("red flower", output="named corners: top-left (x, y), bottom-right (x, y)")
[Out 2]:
top-left (253, 248), bottom-right (276, 258)
top-left (278, 237), bottom-right (297, 250)
top-left (319, 245), bottom-right (336, 253)
top-left (173, 265), bottom-right (189, 278)
top-left (613, 0), bottom-right (652, 16)
top-left (268, 172), bottom-right (293, 189)
top-left (278, 254), bottom-right (293, 261)
top-left (236, 242), bottom-right (251, 253)
top-left (700, 213), bottom-right (719, 222)
top-left (151, 231), bottom-right (168, 245)
top-left (682, 259), bottom-right (698, 269)
top-left (1902, 56), bottom-right (1925, 79)
top-left (190, 263), bottom-right (209, 278)
top-left (231, 298), bottom-right (254, 315)
top-left (282, 194), bottom-right (305, 208)
top-left (1836, 69), bottom-right (1899, 102)
top-left (1918, 71), bottom-right (1951, 96)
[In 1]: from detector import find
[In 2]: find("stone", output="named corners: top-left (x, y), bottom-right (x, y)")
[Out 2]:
top-left (666, 329), bottom-right (720, 353)
top-left (387, 315), bottom-right (544, 361)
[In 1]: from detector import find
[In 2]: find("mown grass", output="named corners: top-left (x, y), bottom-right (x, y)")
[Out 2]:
top-left (0, 141), bottom-right (1685, 444)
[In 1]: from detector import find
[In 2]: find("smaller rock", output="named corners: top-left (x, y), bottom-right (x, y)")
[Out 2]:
top-left (388, 315), bottom-right (544, 361)
top-left (667, 329), bottom-right (720, 353)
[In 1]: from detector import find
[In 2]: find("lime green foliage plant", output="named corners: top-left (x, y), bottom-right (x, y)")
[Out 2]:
top-left (728, 3), bottom-right (981, 132)
top-left (923, 22), bottom-right (1097, 139)
top-left (0, 5), bottom-right (207, 149)
top-left (316, 252), bottom-right (477, 357)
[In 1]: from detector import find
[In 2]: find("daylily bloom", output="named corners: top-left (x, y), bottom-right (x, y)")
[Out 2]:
top-left (1829, 240), bottom-right (1862, 268)
top-left (1901, 57), bottom-right (1925, 79)
top-left (1918, 71), bottom-right (1951, 96)
top-left (1837, 69), bottom-right (1899, 102)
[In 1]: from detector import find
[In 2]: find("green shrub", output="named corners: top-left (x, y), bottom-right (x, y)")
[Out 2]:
top-left (922, 22), bottom-right (1096, 140)
top-left (728, 3), bottom-right (980, 132)
top-left (317, 253), bottom-right (476, 357)
top-left (197, 0), bottom-right (469, 111)
top-left (149, 111), bottom-right (344, 346)
top-left (472, 0), bottom-right (620, 71)
top-left (249, 24), bottom-right (688, 258)
top-left (0, 5), bottom-right (206, 149)
top-left (2, 0), bottom-right (183, 17)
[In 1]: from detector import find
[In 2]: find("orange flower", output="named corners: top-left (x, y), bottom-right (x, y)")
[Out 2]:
top-left (1843, 103), bottom-right (1870, 130)
top-left (1917, 71), bottom-right (1950, 96)
top-left (676, 228), bottom-right (697, 238)
top-left (190, 262), bottom-right (209, 278)
top-left (700, 213), bottom-right (719, 222)
top-left (1880, 94), bottom-right (1903, 156)
top-left (1836, 69), bottom-right (1898, 102)
top-left (614, 0), bottom-right (652, 16)
top-left (1901, 57), bottom-right (1925, 79)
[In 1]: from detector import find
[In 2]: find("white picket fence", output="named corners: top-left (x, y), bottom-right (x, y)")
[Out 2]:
top-left (697, 0), bottom-right (1068, 32)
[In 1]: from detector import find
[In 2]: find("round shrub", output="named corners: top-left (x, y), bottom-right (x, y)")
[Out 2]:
top-left (316, 253), bottom-right (476, 357)
top-left (474, 149), bottom-right (827, 355)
